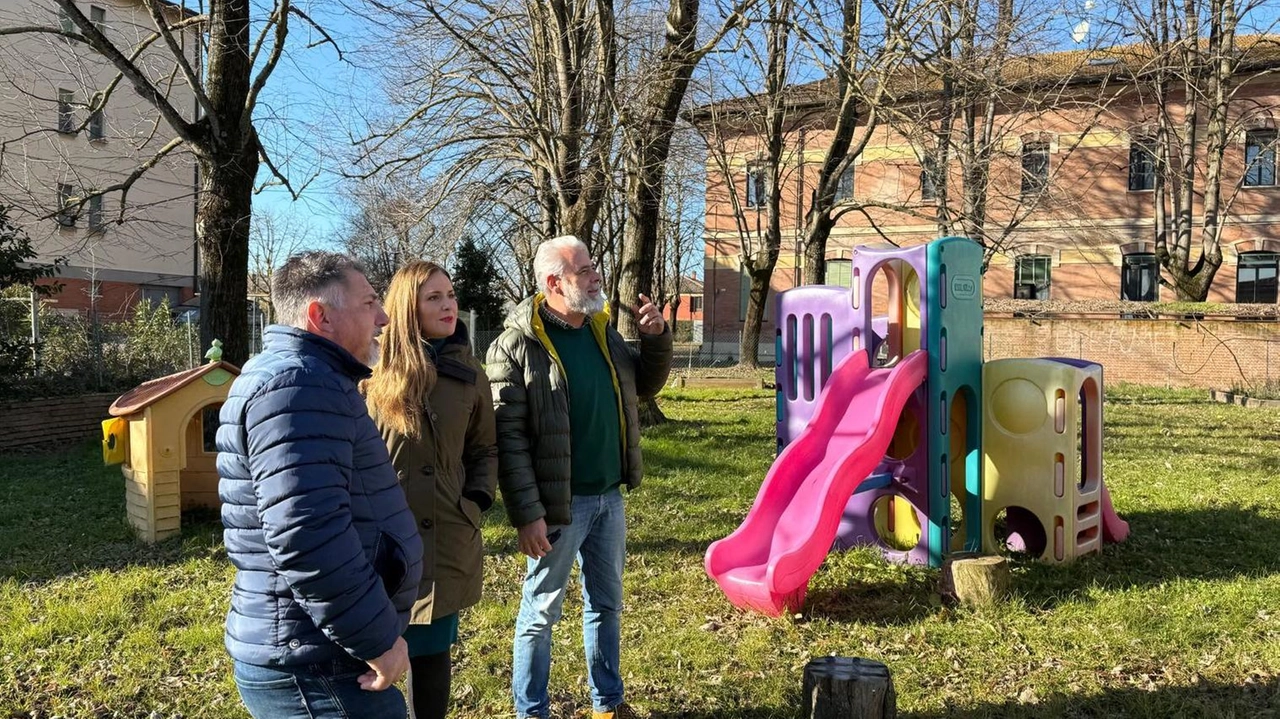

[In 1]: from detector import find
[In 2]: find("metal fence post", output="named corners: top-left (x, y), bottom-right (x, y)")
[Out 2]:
top-left (28, 288), bottom-right (39, 374)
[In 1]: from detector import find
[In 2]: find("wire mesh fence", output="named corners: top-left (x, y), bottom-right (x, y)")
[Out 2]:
top-left (0, 293), bottom-right (270, 401)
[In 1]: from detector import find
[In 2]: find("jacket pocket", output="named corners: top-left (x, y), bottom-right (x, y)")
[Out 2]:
top-left (373, 531), bottom-right (409, 597)
top-left (458, 496), bottom-right (483, 529)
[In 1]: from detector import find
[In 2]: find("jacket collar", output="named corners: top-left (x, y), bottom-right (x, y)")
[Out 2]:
top-left (508, 293), bottom-right (611, 338)
top-left (263, 325), bottom-right (373, 380)
top-left (424, 321), bottom-right (477, 384)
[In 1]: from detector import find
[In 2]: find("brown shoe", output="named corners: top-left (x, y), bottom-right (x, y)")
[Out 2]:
top-left (592, 703), bottom-right (640, 719)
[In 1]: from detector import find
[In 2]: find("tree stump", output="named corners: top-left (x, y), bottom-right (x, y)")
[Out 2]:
top-left (802, 656), bottom-right (896, 719)
top-left (939, 553), bottom-right (1010, 607)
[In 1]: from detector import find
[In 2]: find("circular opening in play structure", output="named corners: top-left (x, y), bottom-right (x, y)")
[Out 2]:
top-left (992, 506), bottom-right (1046, 557)
top-left (885, 408), bottom-right (921, 461)
top-left (872, 494), bottom-right (922, 552)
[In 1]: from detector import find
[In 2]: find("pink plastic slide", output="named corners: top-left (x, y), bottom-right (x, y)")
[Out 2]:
top-left (705, 349), bottom-right (928, 616)
top-left (1100, 482), bottom-right (1130, 543)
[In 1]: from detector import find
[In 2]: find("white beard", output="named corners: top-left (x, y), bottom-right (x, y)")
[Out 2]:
top-left (563, 282), bottom-right (606, 316)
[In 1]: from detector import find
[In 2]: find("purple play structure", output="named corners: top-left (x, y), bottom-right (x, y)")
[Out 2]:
top-left (775, 244), bottom-right (934, 564)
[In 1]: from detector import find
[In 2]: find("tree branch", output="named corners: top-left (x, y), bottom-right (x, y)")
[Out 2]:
top-left (52, 0), bottom-right (201, 144)
top-left (139, 0), bottom-right (217, 132)
top-left (244, 0), bottom-right (290, 136)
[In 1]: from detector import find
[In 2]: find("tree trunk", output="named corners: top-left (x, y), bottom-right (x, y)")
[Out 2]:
top-left (198, 0), bottom-right (257, 367)
top-left (802, 656), bottom-right (896, 719)
top-left (939, 553), bottom-right (1010, 607)
top-left (802, 213), bottom-right (833, 285)
top-left (196, 142), bottom-right (257, 366)
top-left (618, 163), bottom-right (661, 339)
top-left (738, 262), bottom-right (774, 368)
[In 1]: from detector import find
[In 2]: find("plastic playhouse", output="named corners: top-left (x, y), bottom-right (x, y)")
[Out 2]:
top-left (705, 237), bottom-right (1130, 616)
top-left (102, 341), bottom-right (239, 542)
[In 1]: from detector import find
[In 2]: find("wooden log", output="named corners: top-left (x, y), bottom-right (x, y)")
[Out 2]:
top-left (940, 554), bottom-right (1010, 607)
top-left (802, 656), bottom-right (896, 719)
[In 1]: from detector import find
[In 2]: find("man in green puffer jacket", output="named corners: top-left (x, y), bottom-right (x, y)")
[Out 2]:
top-left (485, 235), bottom-right (672, 719)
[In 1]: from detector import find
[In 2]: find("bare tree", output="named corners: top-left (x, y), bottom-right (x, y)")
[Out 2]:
top-left (796, 0), bottom-right (915, 283)
top-left (339, 177), bottom-right (456, 294)
top-left (351, 0), bottom-right (617, 246)
top-left (688, 0), bottom-right (796, 367)
top-left (248, 209), bottom-right (315, 321)
top-left (1103, 1), bottom-right (1280, 300)
top-left (656, 124), bottom-right (705, 331)
top-left (611, 0), bottom-right (748, 343)
top-left (858, 0), bottom-right (1123, 269)
top-left (0, 0), bottom-right (332, 363)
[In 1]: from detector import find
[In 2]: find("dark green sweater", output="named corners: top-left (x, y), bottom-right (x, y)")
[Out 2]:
top-left (542, 314), bottom-right (623, 496)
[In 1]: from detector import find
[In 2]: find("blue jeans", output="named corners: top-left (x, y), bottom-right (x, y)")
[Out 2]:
top-left (513, 489), bottom-right (627, 718)
top-left (233, 657), bottom-right (407, 719)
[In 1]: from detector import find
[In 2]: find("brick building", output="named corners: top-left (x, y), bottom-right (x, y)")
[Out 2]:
top-left (697, 41), bottom-right (1280, 343)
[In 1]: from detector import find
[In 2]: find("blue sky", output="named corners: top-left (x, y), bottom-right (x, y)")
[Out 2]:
top-left (251, 4), bottom-right (381, 246)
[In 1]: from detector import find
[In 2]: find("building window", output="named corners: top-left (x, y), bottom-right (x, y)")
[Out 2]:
top-left (825, 258), bottom-right (852, 287)
top-left (1244, 130), bottom-right (1277, 188)
top-left (1014, 254), bottom-right (1051, 299)
top-left (89, 5), bottom-right (106, 31)
top-left (58, 6), bottom-right (74, 35)
top-left (1021, 141), bottom-right (1050, 197)
top-left (142, 285), bottom-right (181, 309)
top-left (1121, 252), bottom-right (1158, 301)
top-left (56, 183), bottom-right (77, 227)
top-left (835, 163), bottom-right (854, 202)
top-left (56, 88), bottom-right (75, 134)
top-left (745, 163), bottom-right (767, 209)
top-left (1237, 251), bottom-right (1279, 304)
top-left (88, 107), bottom-right (105, 140)
top-left (921, 155), bottom-right (938, 201)
top-left (690, 295), bottom-right (703, 313)
top-left (1128, 140), bottom-right (1156, 191)
top-left (87, 194), bottom-right (104, 232)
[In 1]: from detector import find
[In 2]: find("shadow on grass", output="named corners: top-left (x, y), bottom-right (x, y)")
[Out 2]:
top-left (803, 577), bottom-right (936, 626)
top-left (1013, 506), bottom-right (1280, 608)
top-left (0, 443), bottom-right (228, 583)
top-left (903, 676), bottom-right (1279, 718)
top-left (642, 677), bottom-right (1278, 718)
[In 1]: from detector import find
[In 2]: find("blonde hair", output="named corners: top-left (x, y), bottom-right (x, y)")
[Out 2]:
top-left (364, 260), bottom-right (449, 438)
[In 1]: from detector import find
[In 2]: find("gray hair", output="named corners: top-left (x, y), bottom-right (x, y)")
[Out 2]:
top-left (271, 251), bottom-right (366, 328)
top-left (533, 235), bottom-right (588, 291)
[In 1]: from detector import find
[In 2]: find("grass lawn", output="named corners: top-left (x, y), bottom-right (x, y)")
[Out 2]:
top-left (3, 386), bottom-right (1280, 717)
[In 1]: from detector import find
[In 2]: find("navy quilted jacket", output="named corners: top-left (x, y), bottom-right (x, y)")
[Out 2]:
top-left (217, 325), bottom-right (424, 667)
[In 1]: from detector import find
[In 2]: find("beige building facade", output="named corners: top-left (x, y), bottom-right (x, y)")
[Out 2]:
top-left (0, 0), bottom-right (200, 318)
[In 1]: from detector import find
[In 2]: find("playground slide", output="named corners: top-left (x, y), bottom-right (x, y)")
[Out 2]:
top-left (705, 349), bottom-right (928, 616)
top-left (1100, 482), bottom-right (1130, 543)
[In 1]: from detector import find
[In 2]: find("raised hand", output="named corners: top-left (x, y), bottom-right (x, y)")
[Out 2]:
top-left (636, 294), bottom-right (665, 336)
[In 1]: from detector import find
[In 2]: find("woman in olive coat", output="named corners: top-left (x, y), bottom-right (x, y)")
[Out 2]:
top-left (366, 260), bottom-right (497, 719)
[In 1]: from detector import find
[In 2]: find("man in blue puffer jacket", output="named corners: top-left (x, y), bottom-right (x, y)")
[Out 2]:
top-left (217, 251), bottom-right (424, 718)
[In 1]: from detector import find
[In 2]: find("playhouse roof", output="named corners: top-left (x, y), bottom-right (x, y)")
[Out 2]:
top-left (109, 361), bottom-right (241, 417)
